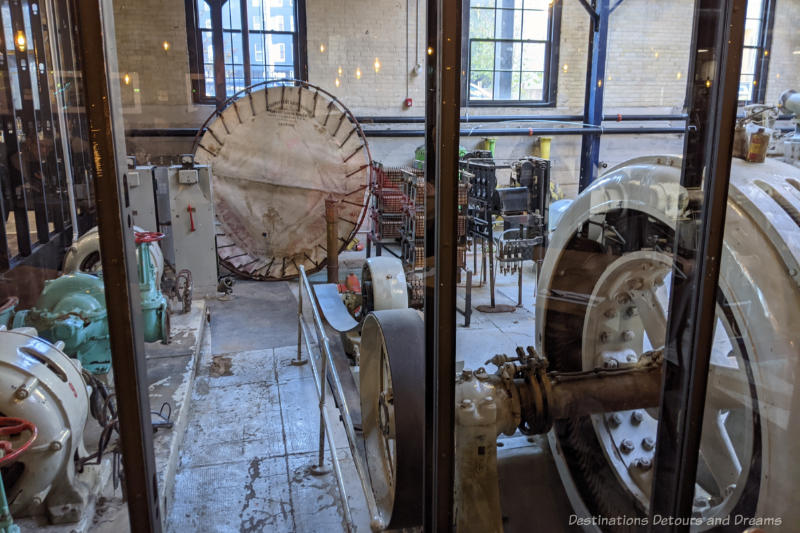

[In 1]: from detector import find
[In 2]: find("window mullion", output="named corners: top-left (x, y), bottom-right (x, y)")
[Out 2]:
top-left (241, 0), bottom-right (251, 88)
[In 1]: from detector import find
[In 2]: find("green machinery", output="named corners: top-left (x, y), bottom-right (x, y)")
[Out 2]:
top-left (4, 232), bottom-right (169, 374)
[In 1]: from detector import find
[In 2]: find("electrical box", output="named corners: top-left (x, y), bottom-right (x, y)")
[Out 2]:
top-left (126, 163), bottom-right (158, 232)
top-left (167, 158), bottom-right (218, 297)
top-left (154, 166), bottom-right (175, 266)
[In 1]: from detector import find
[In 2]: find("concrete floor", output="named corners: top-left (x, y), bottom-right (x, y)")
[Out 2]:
top-left (166, 248), bottom-right (576, 532)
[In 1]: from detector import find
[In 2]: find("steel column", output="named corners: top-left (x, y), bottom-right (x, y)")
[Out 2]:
top-left (74, 1), bottom-right (161, 531)
top-left (648, 0), bottom-right (747, 530)
top-left (578, 0), bottom-right (609, 192)
top-left (424, 0), bottom-right (462, 529)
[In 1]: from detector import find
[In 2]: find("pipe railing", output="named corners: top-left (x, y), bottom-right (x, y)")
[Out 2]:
top-left (295, 265), bottom-right (383, 531)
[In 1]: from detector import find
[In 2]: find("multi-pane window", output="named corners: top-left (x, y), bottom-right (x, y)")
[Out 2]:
top-left (465, 0), bottom-right (559, 105)
top-left (739, 0), bottom-right (774, 103)
top-left (188, 0), bottom-right (303, 102)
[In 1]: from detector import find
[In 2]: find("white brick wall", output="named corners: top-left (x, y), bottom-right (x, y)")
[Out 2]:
top-left (114, 0), bottom-right (800, 194)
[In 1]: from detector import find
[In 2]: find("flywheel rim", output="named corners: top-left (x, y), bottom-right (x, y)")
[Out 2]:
top-left (193, 79), bottom-right (372, 281)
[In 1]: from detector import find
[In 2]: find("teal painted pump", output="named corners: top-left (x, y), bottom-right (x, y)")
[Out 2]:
top-left (6, 232), bottom-right (170, 374)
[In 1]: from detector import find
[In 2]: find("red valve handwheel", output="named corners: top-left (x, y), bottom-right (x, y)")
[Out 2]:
top-left (134, 231), bottom-right (165, 244)
top-left (0, 417), bottom-right (38, 465)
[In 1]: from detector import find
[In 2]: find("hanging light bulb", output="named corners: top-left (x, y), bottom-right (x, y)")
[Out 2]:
top-left (335, 78), bottom-right (340, 88)
top-left (15, 31), bottom-right (26, 52)
top-left (338, 66), bottom-right (343, 76)
top-left (705, 78), bottom-right (712, 88)
top-left (162, 40), bottom-right (170, 51)
top-left (427, 46), bottom-right (433, 55)
top-left (562, 63), bottom-right (568, 73)
top-left (355, 67), bottom-right (362, 80)
top-left (320, 43), bottom-right (326, 53)
top-left (123, 73), bottom-right (131, 85)
top-left (373, 57), bottom-right (381, 73)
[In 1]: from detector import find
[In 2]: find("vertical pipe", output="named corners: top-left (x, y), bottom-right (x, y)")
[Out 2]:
top-left (648, 0), bottom-right (747, 529)
top-left (578, 0), bottom-right (609, 192)
top-left (74, 0), bottom-right (161, 530)
top-left (325, 197), bottom-right (339, 284)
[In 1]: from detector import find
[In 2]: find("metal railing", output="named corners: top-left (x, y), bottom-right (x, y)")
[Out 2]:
top-left (294, 265), bottom-right (382, 532)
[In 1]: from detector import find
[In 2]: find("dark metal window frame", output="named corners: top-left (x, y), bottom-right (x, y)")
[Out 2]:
top-left (460, 0), bottom-right (561, 107)
top-left (739, 0), bottom-right (775, 104)
top-left (184, 0), bottom-right (308, 105)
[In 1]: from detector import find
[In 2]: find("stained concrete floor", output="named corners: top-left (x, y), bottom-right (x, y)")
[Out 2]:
top-left (167, 281), bottom-right (370, 533)
top-left (167, 248), bottom-right (576, 532)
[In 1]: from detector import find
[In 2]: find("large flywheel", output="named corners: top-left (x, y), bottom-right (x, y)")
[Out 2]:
top-left (537, 156), bottom-right (800, 531)
top-left (193, 81), bottom-right (371, 280)
top-left (360, 309), bottom-right (424, 529)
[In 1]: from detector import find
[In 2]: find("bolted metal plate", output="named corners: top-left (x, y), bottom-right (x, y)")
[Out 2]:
top-left (194, 81), bottom-right (371, 280)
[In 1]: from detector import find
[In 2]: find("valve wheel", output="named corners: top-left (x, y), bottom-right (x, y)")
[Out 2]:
top-left (360, 309), bottom-right (424, 530)
top-left (134, 231), bottom-right (165, 244)
top-left (0, 417), bottom-right (38, 465)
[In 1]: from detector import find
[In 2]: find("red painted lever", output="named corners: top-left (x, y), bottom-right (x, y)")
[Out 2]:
top-left (0, 417), bottom-right (38, 465)
top-left (187, 204), bottom-right (196, 232)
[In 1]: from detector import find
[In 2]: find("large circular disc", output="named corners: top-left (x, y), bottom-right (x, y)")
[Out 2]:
top-left (360, 309), bottom-right (424, 529)
top-left (194, 81), bottom-right (371, 280)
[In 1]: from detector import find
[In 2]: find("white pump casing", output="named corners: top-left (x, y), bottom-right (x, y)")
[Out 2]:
top-left (63, 225), bottom-right (164, 282)
top-left (364, 257), bottom-right (408, 310)
top-left (0, 329), bottom-right (90, 523)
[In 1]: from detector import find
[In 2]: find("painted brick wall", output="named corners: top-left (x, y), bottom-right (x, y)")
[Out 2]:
top-left (115, 0), bottom-right (800, 196)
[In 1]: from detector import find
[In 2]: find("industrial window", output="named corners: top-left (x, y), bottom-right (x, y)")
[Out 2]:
top-left (738, 0), bottom-right (775, 104)
top-left (463, 0), bottom-right (561, 106)
top-left (185, 0), bottom-right (307, 103)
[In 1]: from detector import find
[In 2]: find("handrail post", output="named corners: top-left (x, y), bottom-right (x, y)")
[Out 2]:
top-left (309, 281), bottom-right (331, 476)
top-left (292, 277), bottom-right (308, 366)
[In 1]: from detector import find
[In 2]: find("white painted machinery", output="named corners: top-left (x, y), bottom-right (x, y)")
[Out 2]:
top-left (125, 157), bottom-right (159, 232)
top-left (0, 328), bottom-right (92, 523)
top-left (63, 225), bottom-right (165, 283)
top-left (357, 155), bottom-right (800, 531)
top-left (167, 155), bottom-right (218, 297)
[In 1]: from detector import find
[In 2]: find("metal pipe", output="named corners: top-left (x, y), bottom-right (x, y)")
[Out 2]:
top-left (547, 366), bottom-right (662, 419)
top-left (325, 198), bottom-right (339, 284)
top-left (297, 266), bottom-right (383, 530)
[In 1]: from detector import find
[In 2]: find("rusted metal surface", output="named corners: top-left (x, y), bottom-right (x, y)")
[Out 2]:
top-left (193, 81), bottom-right (371, 281)
top-left (325, 198), bottom-right (339, 284)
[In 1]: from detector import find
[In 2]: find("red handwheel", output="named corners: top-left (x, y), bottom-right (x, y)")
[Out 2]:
top-left (134, 231), bottom-right (165, 244)
top-left (0, 417), bottom-right (38, 465)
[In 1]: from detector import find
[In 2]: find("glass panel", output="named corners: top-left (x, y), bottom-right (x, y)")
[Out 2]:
top-left (494, 41), bottom-right (521, 71)
top-left (471, 0), bottom-right (495, 7)
top-left (197, 0), bottom-right (212, 29)
top-left (743, 17), bottom-right (761, 46)
top-left (470, 70), bottom-right (493, 100)
top-left (493, 69), bottom-right (520, 99)
top-left (745, 0), bottom-right (764, 19)
top-left (470, 7), bottom-right (495, 39)
top-left (222, 0), bottom-right (242, 30)
top-left (524, 0), bottom-right (550, 9)
top-left (470, 40), bottom-right (494, 71)
top-left (738, 74), bottom-right (754, 101)
top-left (522, 41), bottom-right (545, 71)
top-left (520, 70), bottom-right (543, 99)
top-left (522, 9), bottom-right (548, 40)
top-left (494, 7), bottom-right (522, 40)
top-left (740, 47), bottom-right (757, 75)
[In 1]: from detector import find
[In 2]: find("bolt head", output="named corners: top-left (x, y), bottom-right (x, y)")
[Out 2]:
top-left (620, 439), bottom-right (634, 453)
top-left (626, 306), bottom-right (638, 318)
top-left (599, 331), bottom-right (609, 344)
top-left (621, 330), bottom-right (635, 342)
top-left (14, 388), bottom-right (29, 400)
top-left (608, 413), bottom-right (622, 427)
top-left (630, 410), bottom-right (644, 425)
top-left (50, 441), bottom-right (62, 451)
top-left (604, 308), bottom-right (617, 318)
top-left (459, 399), bottom-right (473, 409)
top-left (634, 457), bottom-right (652, 470)
top-left (694, 496), bottom-right (708, 507)
top-left (603, 358), bottom-right (619, 369)
top-left (642, 437), bottom-right (655, 451)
